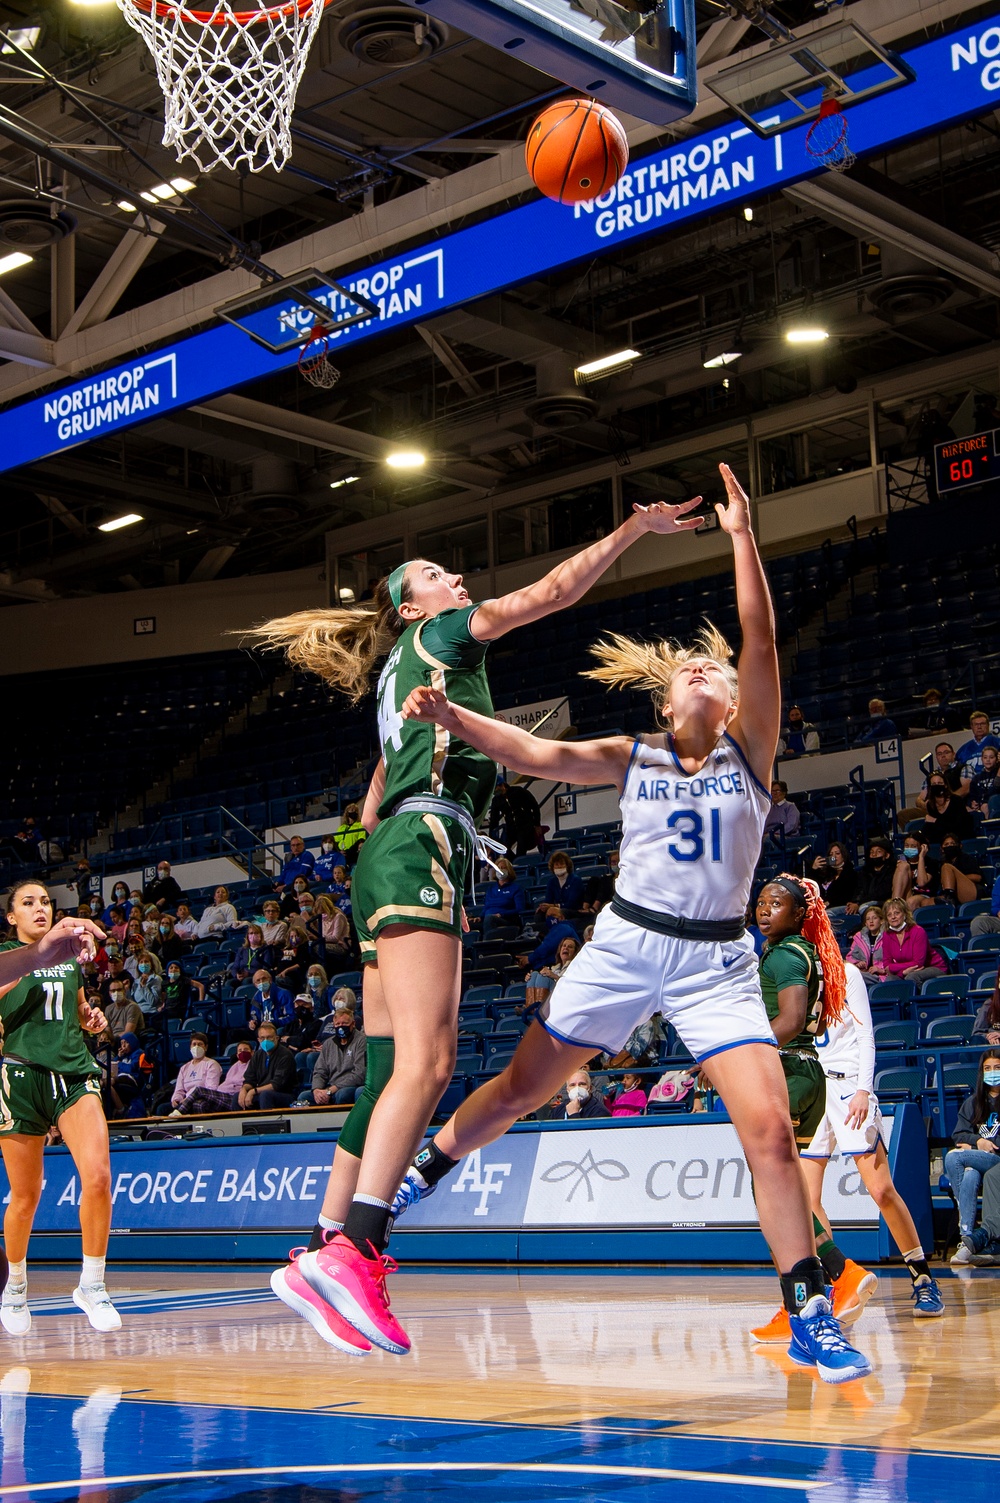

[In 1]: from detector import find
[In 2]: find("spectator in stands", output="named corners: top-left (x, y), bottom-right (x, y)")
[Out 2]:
top-left (239, 1021), bottom-right (297, 1110)
top-left (971, 873), bottom-right (1000, 939)
top-left (894, 837), bottom-right (940, 911)
top-left (326, 866), bottom-right (352, 916)
top-left (810, 842), bottom-right (857, 927)
top-left (332, 804), bottom-right (367, 867)
top-left (610, 1070), bottom-right (648, 1117)
top-left (938, 835), bottom-right (983, 908)
top-left (307, 893), bottom-right (351, 966)
top-left (315, 987), bottom-right (357, 1044)
top-left (168, 1033), bottom-right (222, 1113)
top-left (581, 849), bottom-right (620, 916)
top-left (173, 901), bottom-right (198, 942)
top-left (100, 954), bottom-right (128, 1004)
top-left (846, 905), bottom-right (886, 990)
top-left (112, 1031), bottom-right (149, 1116)
top-left (972, 985), bottom-right (1000, 1046)
top-left (968, 745), bottom-right (1000, 815)
top-left (163, 961), bottom-right (204, 1018)
top-left (132, 958), bottom-right (163, 1017)
top-left (490, 778), bottom-right (543, 858)
top-left (102, 882), bottom-right (132, 926)
top-left (553, 1068), bottom-right (610, 1120)
top-left (168, 1042), bottom-right (253, 1116)
top-left (278, 835), bottom-right (315, 891)
top-left (525, 934), bottom-right (580, 1011)
top-left (283, 993), bottom-right (324, 1053)
top-left (259, 899), bottom-right (288, 949)
top-left (908, 687), bottom-right (951, 738)
top-left (143, 861), bottom-right (184, 911)
top-left (126, 938), bottom-right (162, 980)
top-left (536, 852), bottom-right (584, 925)
top-left (777, 705), bottom-right (820, 759)
top-left (249, 968), bottom-right (295, 1032)
top-left (275, 918), bottom-right (311, 992)
top-left (313, 834), bottom-right (341, 884)
top-left (300, 1009), bottom-right (367, 1105)
top-left (946, 1051), bottom-right (1000, 1254)
top-left (129, 888), bottom-right (145, 914)
top-left (73, 858), bottom-right (93, 904)
top-left (104, 980), bottom-right (144, 1041)
top-left (913, 776), bottom-right (974, 845)
top-left (847, 837), bottom-right (898, 917)
top-left (957, 711), bottom-right (1000, 782)
top-left (481, 858), bottom-right (528, 933)
top-left (518, 916), bottom-right (579, 974)
top-left (196, 885), bottom-right (238, 938)
top-left (150, 913), bottom-right (186, 965)
top-left (880, 898), bottom-right (948, 984)
top-left (231, 924), bottom-right (273, 984)
top-left (854, 697), bottom-right (899, 747)
top-left (141, 904), bottom-right (161, 944)
top-left (106, 906), bottom-right (128, 946)
top-left (914, 743), bottom-right (964, 813)
top-left (279, 876), bottom-right (312, 921)
top-left (764, 781), bottom-right (800, 843)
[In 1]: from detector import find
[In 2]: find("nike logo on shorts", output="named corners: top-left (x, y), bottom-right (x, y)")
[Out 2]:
top-left (721, 955), bottom-right (739, 969)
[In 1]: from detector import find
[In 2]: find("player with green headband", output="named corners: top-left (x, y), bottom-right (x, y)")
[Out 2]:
top-left (248, 498), bottom-right (703, 1354)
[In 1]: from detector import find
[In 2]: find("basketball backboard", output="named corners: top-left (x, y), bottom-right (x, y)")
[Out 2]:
top-left (216, 270), bottom-right (379, 355)
top-left (705, 19), bottom-right (915, 138)
top-left (415, 0), bottom-right (697, 126)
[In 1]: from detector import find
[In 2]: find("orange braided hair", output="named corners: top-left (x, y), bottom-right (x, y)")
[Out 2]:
top-left (776, 873), bottom-right (846, 1024)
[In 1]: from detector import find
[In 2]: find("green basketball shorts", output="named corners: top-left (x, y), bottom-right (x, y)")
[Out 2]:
top-left (0, 1058), bottom-right (103, 1137)
top-left (781, 1052), bottom-right (826, 1145)
top-left (352, 810), bottom-right (473, 964)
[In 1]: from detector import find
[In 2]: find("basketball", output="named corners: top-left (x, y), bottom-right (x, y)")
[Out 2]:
top-left (526, 98), bottom-right (628, 205)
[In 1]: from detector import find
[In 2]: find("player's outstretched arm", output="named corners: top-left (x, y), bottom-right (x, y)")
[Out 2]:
top-left (402, 687), bottom-right (631, 787)
top-left (472, 499), bottom-right (704, 642)
top-left (717, 463), bottom-right (780, 787)
top-left (0, 917), bottom-right (104, 989)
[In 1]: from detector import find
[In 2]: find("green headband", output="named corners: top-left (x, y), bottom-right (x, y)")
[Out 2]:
top-left (387, 561), bottom-right (415, 612)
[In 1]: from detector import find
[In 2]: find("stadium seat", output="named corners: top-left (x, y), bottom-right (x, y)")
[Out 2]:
top-left (924, 1015), bottom-right (976, 1044)
top-left (873, 1021), bottom-right (918, 1050)
top-left (873, 1067), bottom-right (924, 1100)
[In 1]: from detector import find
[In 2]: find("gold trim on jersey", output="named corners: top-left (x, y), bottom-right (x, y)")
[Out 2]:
top-left (412, 622), bottom-right (450, 673)
top-left (364, 814), bottom-right (456, 931)
top-left (0, 1062), bottom-right (14, 1134)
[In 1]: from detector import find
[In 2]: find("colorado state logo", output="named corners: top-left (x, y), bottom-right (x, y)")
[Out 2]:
top-left (419, 887), bottom-right (438, 906)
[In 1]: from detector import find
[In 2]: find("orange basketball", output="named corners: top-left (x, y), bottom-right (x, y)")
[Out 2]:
top-left (526, 98), bottom-right (629, 206)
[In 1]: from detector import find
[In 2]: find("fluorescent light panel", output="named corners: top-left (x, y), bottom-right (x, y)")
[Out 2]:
top-left (386, 451), bottom-right (426, 469)
top-left (330, 475), bottom-right (360, 489)
top-left (703, 351), bottom-right (741, 369)
top-left (1, 26), bottom-right (40, 51)
top-left (98, 513), bottom-right (143, 532)
top-left (575, 348), bottom-right (640, 378)
top-left (0, 251), bottom-right (32, 276)
top-left (786, 327), bottom-right (829, 345)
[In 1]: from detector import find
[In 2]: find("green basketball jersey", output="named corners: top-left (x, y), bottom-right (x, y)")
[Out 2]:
top-left (0, 941), bottom-right (98, 1076)
top-left (759, 934), bottom-right (823, 1054)
top-left (376, 604), bottom-right (497, 824)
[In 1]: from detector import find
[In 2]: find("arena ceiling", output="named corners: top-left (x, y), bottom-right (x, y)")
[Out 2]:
top-left (0, 0), bottom-right (996, 600)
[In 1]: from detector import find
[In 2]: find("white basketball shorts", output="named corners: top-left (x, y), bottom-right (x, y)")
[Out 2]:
top-left (800, 1075), bottom-right (888, 1159)
top-left (538, 905), bottom-right (776, 1063)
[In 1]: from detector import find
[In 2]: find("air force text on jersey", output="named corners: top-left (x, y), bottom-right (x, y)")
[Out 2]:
top-left (633, 770), bottom-right (746, 801)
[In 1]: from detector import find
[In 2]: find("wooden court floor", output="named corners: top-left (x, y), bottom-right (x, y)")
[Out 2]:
top-left (0, 1264), bottom-right (997, 1502)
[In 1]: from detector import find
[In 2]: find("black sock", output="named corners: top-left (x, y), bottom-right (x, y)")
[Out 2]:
top-left (906, 1256), bottom-right (931, 1282)
top-left (817, 1240), bottom-right (847, 1283)
top-left (780, 1257), bottom-right (827, 1315)
top-left (413, 1138), bottom-right (460, 1188)
top-left (343, 1197), bottom-right (392, 1259)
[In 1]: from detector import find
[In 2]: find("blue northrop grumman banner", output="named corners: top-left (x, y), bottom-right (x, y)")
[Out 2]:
top-left (1, 16), bottom-right (999, 471)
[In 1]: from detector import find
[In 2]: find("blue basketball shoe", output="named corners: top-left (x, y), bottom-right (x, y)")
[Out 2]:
top-left (910, 1276), bottom-right (945, 1316)
top-left (787, 1295), bottom-right (873, 1384)
top-left (390, 1169), bottom-right (436, 1221)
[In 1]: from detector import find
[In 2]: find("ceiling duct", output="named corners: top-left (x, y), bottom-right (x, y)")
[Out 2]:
top-left (525, 352), bottom-right (598, 431)
top-left (869, 244), bottom-right (954, 320)
top-left (241, 457), bottom-right (303, 525)
top-left (0, 201), bottom-right (76, 249)
top-left (337, 6), bottom-right (448, 68)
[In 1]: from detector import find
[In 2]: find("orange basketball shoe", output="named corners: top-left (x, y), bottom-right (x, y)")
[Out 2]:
top-left (750, 1306), bottom-right (791, 1343)
top-left (831, 1260), bottom-right (878, 1325)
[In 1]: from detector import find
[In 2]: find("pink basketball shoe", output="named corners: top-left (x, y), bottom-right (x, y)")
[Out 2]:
top-left (298, 1234), bottom-right (410, 1355)
top-left (270, 1255), bottom-right (372, 1356)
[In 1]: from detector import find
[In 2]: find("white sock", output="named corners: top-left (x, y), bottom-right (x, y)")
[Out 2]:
top-left (902, 1246), bottom-right (924, 1263)
top-left (80, 1255), bottom-right (106, 1289)
top-left (352, 1193), bottom-right (391, 1209)
top-left (5, 1260), bottom-right (26, 1293)
top-left (318, 1214), bottom-right (342, 1231)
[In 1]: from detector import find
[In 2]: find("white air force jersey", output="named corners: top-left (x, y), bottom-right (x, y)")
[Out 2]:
top-left (616, 731), bottom-right (771, 922)
top-left (813, 962), bottom-right (877, 1093)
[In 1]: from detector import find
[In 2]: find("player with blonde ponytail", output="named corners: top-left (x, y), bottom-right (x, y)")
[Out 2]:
top-left (247, 499), bottom-right (706, 1356)
top-left (391, 463), bottom-right (873, 1384)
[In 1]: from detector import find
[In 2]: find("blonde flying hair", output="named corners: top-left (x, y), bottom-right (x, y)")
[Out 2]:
top-left (243, 577), bottom-right (408, 705)
top-left (585, 622), bottom-right (738, 723)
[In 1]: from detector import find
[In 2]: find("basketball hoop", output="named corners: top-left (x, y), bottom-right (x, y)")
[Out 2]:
top-left (804, 95), bottom-right (855, 174)
top-left (116, 0), bottom-right (331, 174)
top-left (297, 322), bottom-right (341, 389)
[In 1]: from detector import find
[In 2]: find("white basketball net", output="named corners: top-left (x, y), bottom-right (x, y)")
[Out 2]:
top-left (116, 0), bottom-right (328, 174)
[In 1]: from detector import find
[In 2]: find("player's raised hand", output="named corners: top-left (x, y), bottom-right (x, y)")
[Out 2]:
top-left (79, 999), bottom-right (108, 1035)
top-left (715, 463), bottom-right (752, 535)
top-left (631, 497), bottom-right (704, 534)
top-left (35, 917), bottom-right (105, 967)
top-left (401, 684), bottom-right (452, 724)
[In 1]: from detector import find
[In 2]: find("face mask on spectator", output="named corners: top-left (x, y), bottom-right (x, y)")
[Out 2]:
top-left (322, 841), bottom-right (334, 853)
top-left (158, 867), bottom-right (169, 879)
top-left (237, 1046), bottom-right (252, 1062)
top-left (139, 963), bottom-right (151, 975)
top-left (942, 844), bottom-right (960, 860)
top-left (904, 845), bottom-right (919, 861)
top-left (259, 1037), bottom-right (276, 1053)
top-left (168, 968), bottom-right (181, 981)
top-left (888, 917), bottom-right (906, 932)
top-left (334, 1024), bottom-right (353, 1044)
top-left (90, 898), bottom-right (103, 913)
top-left (259, 979), bottom-right (271, 993)
top-left (984, 1070), bottom-right (1000, 1087)
top-left (308, 976), bottom-right (322, 990)
top-left (567, 1084), bottom-right (589, 1101)
top-left (294, 881), bottom-right (307, 893)
top-left (159, 925), bottom-right (170, 936)
top-left (190, 1044), bottom-right (206, 1060)
top-left (110, 989), bottom-right (124, 1003)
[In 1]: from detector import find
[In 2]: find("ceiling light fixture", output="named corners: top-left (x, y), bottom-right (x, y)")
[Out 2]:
top-left (98, 513), bottom-right (143, 532)
top-left (330, 475), bottom-right (360, 489)
top-left (743, 205), bottom-right (753, 222)
top-left (385, 451), bottom-right (426, 470)
top-left (703, 349), bottom-right (742, 369)
top-left (0, 251), bottom-right (32, 276)
top-left (574, 348), bottom-right (641, 384)
top-left (1, 26), bottom-right (41, 51)
top-left (118, 199), bottom-right (138, 213)
top-left (127, 180), bottom-right (195, 211)
top-left (785, 326), bottom-right (829, 345)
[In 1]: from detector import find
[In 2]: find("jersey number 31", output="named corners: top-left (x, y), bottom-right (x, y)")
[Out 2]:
top-left (666, 809), bottom-right (722, 862)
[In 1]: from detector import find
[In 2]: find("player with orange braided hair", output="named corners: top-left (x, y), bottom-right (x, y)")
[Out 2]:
top-left (788, 874), bottom-right (846, 1026)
